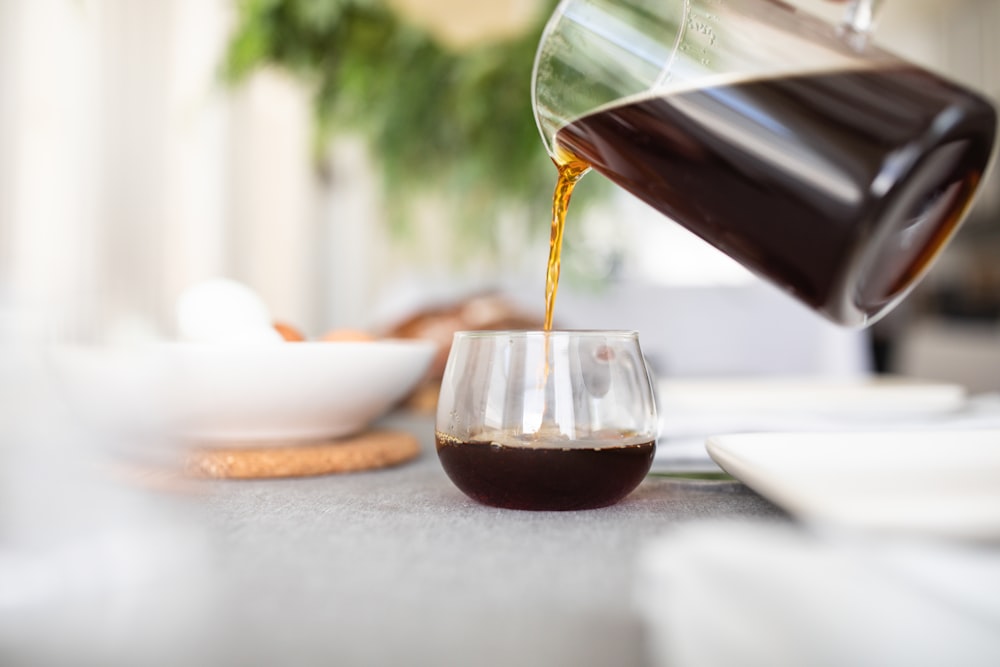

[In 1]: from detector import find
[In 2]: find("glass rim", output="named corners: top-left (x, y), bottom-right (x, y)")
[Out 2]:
top-left (452, 329), bottom-right (640, 339)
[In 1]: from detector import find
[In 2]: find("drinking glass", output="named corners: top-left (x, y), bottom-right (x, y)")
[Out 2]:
top-left (532, 0), bottom-right (997, 327)
top-left (435, 330), bottom-right (658, 511)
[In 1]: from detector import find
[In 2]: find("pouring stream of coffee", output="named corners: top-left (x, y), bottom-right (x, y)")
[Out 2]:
top-left (543, 156), bottom-right (589, 331)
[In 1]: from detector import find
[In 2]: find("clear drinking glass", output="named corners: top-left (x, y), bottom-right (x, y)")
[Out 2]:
top-left (532, 0), bottom-right (997, 327)
top-left (435, 330), bottom-right (658, 511)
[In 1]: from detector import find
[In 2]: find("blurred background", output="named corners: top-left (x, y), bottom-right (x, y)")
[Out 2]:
top-left (0, 0), bottom-right (998, 388)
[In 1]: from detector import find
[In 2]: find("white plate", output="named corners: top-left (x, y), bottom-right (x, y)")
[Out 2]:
top-left (54, 340), bottom-right (436, 444)
top-left (706, 430), bottom-right (1000, 541)
top-left (659, 376), bottom-right (967, 419)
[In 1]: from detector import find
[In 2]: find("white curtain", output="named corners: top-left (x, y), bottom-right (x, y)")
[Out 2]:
top-left (0, 0), bottom-right (336, 341)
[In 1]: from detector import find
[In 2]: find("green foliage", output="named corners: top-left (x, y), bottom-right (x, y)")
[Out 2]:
top-left (224, 0), bottom-right (584, 248)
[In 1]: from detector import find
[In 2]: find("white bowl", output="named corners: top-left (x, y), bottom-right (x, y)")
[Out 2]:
top-left (166, 340), bottom-right (435, 443)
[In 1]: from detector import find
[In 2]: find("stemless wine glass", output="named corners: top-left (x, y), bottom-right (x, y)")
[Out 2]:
top-left (532, 0), bottom-right (997, 327)
top-left (436, 330), bottom-right (658, 511)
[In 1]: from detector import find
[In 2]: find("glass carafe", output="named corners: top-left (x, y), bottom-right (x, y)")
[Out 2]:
top-left (533, 0), bottom-right (997, 326)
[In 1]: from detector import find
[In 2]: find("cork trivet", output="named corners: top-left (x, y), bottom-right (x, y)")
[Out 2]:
top-left (185, 429), bottom-right (421, 479)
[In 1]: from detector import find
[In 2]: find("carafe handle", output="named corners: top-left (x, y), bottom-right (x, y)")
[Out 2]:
top-left (842, 0), bottom-right (884, 34)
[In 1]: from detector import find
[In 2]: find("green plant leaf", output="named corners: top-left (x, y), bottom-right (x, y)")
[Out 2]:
top-left (224, 0), bottom-right (608, 258)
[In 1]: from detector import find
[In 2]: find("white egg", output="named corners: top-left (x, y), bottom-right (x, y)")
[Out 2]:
top-left (176, 278), bottom-right (282, 343)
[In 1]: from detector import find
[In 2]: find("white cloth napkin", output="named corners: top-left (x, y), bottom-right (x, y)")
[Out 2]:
top-left (636, 523), bottom-right (1000, 667)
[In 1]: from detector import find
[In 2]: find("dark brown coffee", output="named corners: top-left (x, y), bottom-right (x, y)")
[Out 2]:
top-left (436, 432), bottom-right (655, 510)
top-left (554, 65), bottom-right (997, 325)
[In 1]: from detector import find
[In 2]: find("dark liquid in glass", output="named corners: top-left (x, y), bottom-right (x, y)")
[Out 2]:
top-left (436, 433), bottom-right (655, 511)
top-left (555, 65), bottom-right (997, 326)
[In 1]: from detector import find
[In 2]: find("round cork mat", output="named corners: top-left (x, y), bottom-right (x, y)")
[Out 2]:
top-left (185, 429), bottom-right (421, 480)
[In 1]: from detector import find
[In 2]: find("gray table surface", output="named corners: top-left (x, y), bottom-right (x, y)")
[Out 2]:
top-left (181, 411), bottom-right (788, 667)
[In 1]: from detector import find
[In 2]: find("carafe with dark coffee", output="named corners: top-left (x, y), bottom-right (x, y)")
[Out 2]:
top-left (534, 0), bottom-right (997, 327)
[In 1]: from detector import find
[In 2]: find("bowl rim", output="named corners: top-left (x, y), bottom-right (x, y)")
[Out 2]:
top-left (160, 338), bottom-right (437, 351)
